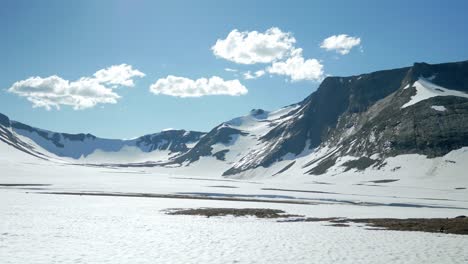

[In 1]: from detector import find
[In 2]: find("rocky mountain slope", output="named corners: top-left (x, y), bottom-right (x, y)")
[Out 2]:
top-left (172, 60), bottom-right (468, 177)
top-left (0, 113), bottom-right (205, 163)
top-left (1, 60), bottom-right (468, 178)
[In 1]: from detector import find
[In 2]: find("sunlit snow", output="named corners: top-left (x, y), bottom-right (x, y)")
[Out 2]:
top-left (402, 78), bottom-right (468, 108)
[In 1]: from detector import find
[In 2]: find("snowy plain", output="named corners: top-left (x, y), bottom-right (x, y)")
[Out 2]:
top-left (1, 141), bottom-right (468, 264)
top-left (2, 190), bottom-right (468, 264)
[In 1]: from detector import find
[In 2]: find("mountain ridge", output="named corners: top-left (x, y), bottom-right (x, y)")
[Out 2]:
top-left (0, 112), bottom-right (206, 162)
top-left (1, 59), bottom-right (468, 178)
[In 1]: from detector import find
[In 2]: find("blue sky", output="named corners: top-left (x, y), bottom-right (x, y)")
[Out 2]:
top-left (1, 0), bottom-right (468, 138)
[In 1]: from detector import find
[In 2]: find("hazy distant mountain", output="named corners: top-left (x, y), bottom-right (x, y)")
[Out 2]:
top-left (0, 113), bottom-right (205, 163)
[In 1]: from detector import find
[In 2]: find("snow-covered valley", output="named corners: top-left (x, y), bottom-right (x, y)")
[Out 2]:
top-left (1, 142), bottom-right (468, 263)
top-left (2, 60), bottom-right (468, 263)
top-left (2, 189), bottom-right (467, 264)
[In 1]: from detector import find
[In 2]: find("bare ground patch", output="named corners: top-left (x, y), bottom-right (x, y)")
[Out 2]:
top-left (281, 216), bottom-right (468, 235)
top-left (165, 208), bottom-right (302, 219)
top-left (352, 216), bottom-right (468, 235)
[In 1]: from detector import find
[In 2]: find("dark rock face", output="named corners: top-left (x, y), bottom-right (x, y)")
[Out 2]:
top-left (328, 61), bottom-right (468, 161)
top-left (224, 60), bottom-right (468, 176)
top-left (222, 66), bottom-right (410, 175)
top-left (0, 113), bottom-right (10, 127)
top-left (174, 125), bottom-right (248, 163)
top-left (250, 109), bottom-right (266, 118)
top-left (406, 61), bottom-right (468, 92)
top-left (135, 130), bottom-right (205, 153)
top-left (342, 157), bottom-right (378, 172)
top-left (213, 149), bottom-right (230, 161)
top-left (339, 96), bottom-right (468, 159)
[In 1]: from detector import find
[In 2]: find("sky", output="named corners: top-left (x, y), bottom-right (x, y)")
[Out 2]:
top-left (1, 0), bottom-right (468, 139)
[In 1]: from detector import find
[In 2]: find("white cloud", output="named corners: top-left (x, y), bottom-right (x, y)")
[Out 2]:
top-left (267, 50), bottom-right (324, 82)
top-left (224, 68), bottom-right (238, 72)
top-left (244, 70), bottom-right (266, 80)
top-left (93, 64), bottom-right (145, 87)
top-left (320, 34), bottom-right (361, 55)
top-left (8, 76), bottom-right (119, 110)
top-left (243, 72), bottom-right (255, 80)
top-left (213, 27), bottom-right (326, 82)
top-left (8, 64), bottom-right (144, 110)
top-left (149, 75), bottom-right (248, 97)
top-left (254, 70), bottom-right (265, 78)
top-left (212, 27), bottom-right (296, 64)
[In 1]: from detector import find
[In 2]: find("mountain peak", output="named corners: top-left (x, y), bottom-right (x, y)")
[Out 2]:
top-left (0, 113), bottom-right (10, 128)
top-left (249, 109), bottom-right (268, 119)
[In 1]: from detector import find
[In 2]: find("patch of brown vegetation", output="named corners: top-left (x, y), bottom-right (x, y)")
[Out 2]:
top-left (354, 217), bottom-right (468, 235)
top-left (281, 216), bottom-right (468, 235)
top-left (327, 223), bottom-right (350, 227)
top-left (166, 208), bottom-right (303, 219)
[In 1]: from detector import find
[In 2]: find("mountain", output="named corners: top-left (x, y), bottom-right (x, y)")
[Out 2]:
top-left (1, 60), bottom-right (468, 178)
top-left (171, 107), bottom-right (297, 163)
top-left (171, 60), bottom-right (468, 177)
top-left (0, 112), bottom-right (54, 161)
top-left (0, 113), bottom-right (205, 164)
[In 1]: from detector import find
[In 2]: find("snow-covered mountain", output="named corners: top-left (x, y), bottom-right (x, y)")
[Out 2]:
top-left (2, 60), bottom-right (468, 178)
top-left (159, 60), bottom-right (467, 178)
top-left (0, 113), bottom-right (205, 164)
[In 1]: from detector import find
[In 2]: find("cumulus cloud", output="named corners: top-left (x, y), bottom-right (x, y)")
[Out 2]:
top-left (149, 76), bottom-right (248, 97)
top-left (267, 49), bottom-right (324, 82)
top-left (244, 70), bottom-right (266, 80)
top-left (320, 34), bottom-right (361, 55)
top-left (8, 64), bottom-right (144, 110)
top-left (213, 27), bottom-right (326, 82)
top-left (212, 27), bottom-right (296, 64)
top-left (93, 64), bottom-right (145, 87)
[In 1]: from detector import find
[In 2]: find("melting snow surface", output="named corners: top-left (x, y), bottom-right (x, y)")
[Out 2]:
top-left (1, 135), bottom-right (468, 263)
top-left (1, 190), bottom-right (467, 264)
top-left (402, 78), bottom-right (468, 108)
